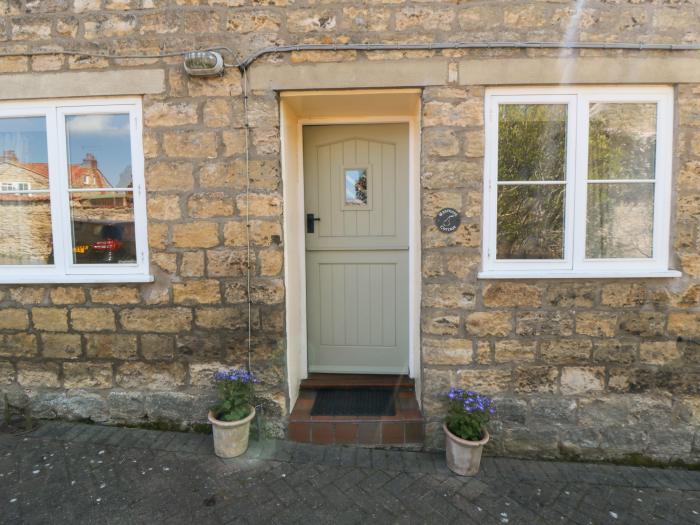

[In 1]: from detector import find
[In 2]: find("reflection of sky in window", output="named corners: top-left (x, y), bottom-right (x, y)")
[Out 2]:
top-left (66, 114), bottom-right (132, 188)
top-left (345, 169), bottom-right (366, 204)
top-left (0, 117), bottom-right (48, 163)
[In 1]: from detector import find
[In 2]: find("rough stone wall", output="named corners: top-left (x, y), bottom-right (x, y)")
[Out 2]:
top-left (0, 1), bottom-right (698, 459)
top-left (420, 83), bottom-right (700, 463)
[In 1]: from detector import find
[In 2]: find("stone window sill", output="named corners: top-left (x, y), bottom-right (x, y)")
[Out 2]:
top-left (478, 270), bottom-right (682, 280)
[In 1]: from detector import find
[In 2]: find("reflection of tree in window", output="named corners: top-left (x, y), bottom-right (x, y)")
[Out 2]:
top-left (496, 104), bottom-right (567, 259)
top-left (354, 172), bottom-right (367, 204)
top-left (586, 103), bottom-right (656, 259)
top-left (345, 169), bottom-right (367, 205)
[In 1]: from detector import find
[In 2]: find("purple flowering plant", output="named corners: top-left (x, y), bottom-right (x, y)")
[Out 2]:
top-left (211, 368), bottom-right (258, 422)
top-left (445, 388), bottom-right (495, 441)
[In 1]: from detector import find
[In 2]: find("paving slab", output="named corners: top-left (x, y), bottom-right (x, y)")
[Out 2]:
top-left (0, 421), bottom-right (699, 524)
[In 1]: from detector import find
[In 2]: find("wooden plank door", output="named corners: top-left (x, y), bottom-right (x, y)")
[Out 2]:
top-left (304, 123), bottom-right (409, 374)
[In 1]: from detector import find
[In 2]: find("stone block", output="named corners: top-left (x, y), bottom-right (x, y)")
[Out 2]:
top-left (119, 308), bottom-right (192, 333)
top-left (465, 311), bottom-right (512, 337)
top-left (422, 283), bottom-right (476, 309)
top-left (618, 311), bottom-right (666, 337)
top-left (540, 339), bottom-right (592, 365)
top-left (70, 307), bottom-right (116, 332)
top-left (146, 161), bottom-right (194, 191)
top-left (89, 286), bottom-right (140, 305)
top-left (422, 128), bottom-right (460, 157)
top-left (515, 312), bottom-right (573, 337)
top-left (173, 280), bottom-right (221, 305)
top-left (494, 340), bottom-right (536, 364)
top-left (560, 367), bottom-right (605, 395)
top-left (162, 130), bottom-right (217, 158)
top-left (668, 312), bottom-right (700, 338)
top-left (207, 249), bottom-right (249, 277)
top-left (259, 249), bottom-right (283, 276)
top-left (422, 337), bottom-right (471, 366)
top-left (189, 362), bottom-right (228, 387)
top-left (223, 220), bottom-right (282, 247)
top-left (546, 284), bottom-right (597, 308)
top-left (513, 366), bottom-right (558, 393)
top-left (482, 283), bottom-right (542, 308)
top-left (17, 362), bottom-right (60, 387)
top-left (188, 192), bottom-right (235, 218)
top-left (0, 308), bottom-right (28, 330)
top-left (10, 287), bottom-right (46, 304)
top-left (0, 334), bottom-right (37, 357)
top-left (575, 312), bottom-right (617, 337)
top-left (147, 194), bottom-right (181, 220)
top-left (639, 341), bottom-right (680, 365)
top-left (608, 367), bottom-right (655, 393)
top-left (141, 334), bottom-right (175, 361)
top-left (85, 334), bottom-right (138, 360)
top-left (591, 340), bottom-right (637, 365)
top-left (203, 98), bottom-right (232, 128)
top-left (601, 283), bottom-right (646, 308)
top-left (41, 333), bottom-right (82, 359)
top-left (63, 362), bottom-right (113, 389)
top-left (144, 100), bottom-right (198, 127)
top-left (50, 287), bottom-right (85, 305)
top-left (455, 368), bottom-right (511, 394)
top-left (423, 99), bottom-right (483, 127)
top-left (115, 362), bottom-right (187, 390)
top-left (235, 193), bottom-right (282, 217)
top-left (194, 307), bottom-right (249, 331)
top-left (474, 340), bottom-right (491, 364)
top-left (0, 361), bottom-right (16, 384)
top-left (422, 312), bottom-right (460, 336)
top-left (530, 397), bottom-right (577, 424)
top-left (172, 222), bottom-right (219, 248)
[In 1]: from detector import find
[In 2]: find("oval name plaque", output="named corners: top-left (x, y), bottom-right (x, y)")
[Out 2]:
top-left (435, 208), bottom-right (461, 233)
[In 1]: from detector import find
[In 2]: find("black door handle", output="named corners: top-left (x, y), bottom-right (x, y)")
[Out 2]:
top-left (307, 213), bottom-right (321, 233)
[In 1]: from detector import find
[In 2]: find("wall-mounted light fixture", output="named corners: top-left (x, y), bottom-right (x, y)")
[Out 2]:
top-left (184, 51), bottom-right (224, 77)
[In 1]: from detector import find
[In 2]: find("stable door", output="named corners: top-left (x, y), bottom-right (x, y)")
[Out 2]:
top-left (304, 124), bottom-right (409, 374)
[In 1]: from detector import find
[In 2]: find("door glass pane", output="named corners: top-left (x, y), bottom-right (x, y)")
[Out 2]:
top-left (497, 185), bottom-right (565, 259)
top-left (69, 191), bottom-right (136, 264)
top-left (66, 114), bottom-right (132, 189)
top-left (0, 116), bottom-right (53, 265)
top-left (498, 104), bottom-right (567, 181)
top-left (588, 103), bottom-right (657, 180)
top-left (345, 168), bottom-right (367, 205)
top-left (586, 183), bottom-right (654, 259)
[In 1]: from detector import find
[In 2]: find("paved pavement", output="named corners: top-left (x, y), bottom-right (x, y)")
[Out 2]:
top-left (0, 422), bottom-right (699, 524)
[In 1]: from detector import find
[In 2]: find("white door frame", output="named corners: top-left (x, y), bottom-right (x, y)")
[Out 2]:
top-left (280, 89), bottom-right (422, 410)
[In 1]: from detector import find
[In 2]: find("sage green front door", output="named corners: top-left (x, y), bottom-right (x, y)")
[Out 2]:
top-left (304, 124), bottom-right (409, 374)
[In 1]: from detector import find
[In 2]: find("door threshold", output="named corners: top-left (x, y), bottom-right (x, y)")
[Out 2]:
top-left (301, 373), bottom-right (414, 390)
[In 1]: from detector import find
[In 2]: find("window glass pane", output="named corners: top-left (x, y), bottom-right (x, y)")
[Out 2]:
top-left (0, 195), bottom-right (54, 265)
top-left (70, 191), bottom-right (136, 264)
top-left (588, 103), bottom-right (657, 180)
top-left (0, 116), bottom-right (53, 265)
top-left (66, 114), bottom-right (132, 189)
top-left (497, 185), bottom-right (565, 259)
top-left (344, 168), bottom-right (367, 205)
top-left (586, 183), bottom-right (654, 259)
top-left (498, 104), bottom-right (567, 182)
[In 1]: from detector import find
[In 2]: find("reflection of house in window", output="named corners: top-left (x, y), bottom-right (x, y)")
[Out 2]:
top-left (0, 149), bottom-right (126, 264)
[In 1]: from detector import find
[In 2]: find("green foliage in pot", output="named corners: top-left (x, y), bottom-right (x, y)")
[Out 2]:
top-left (445, 388), bottom-right (495, 442)
top-left (211, 368), bottom-right (258, 422)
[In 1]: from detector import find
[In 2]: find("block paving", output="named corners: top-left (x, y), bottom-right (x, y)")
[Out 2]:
top-left (1, 421), bottom-right (699, 524)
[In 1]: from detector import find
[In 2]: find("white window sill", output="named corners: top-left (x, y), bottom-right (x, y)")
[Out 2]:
top-left (0, 274), bottom-right (155, 285)
top-left (478, 270), bottom-right (682, 280)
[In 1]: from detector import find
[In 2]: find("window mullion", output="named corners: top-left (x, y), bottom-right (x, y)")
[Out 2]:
top-left (46, 106), bottom-right (68, 277)
top-left (571, 93), bottom-right (590, 271)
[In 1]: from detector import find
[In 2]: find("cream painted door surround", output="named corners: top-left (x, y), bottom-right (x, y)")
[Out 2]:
top-left (303, 124), bottom-right (409, 374)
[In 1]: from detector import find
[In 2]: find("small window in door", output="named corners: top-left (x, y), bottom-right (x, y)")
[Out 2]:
top-left (344, 168), bottom-right (368, 207)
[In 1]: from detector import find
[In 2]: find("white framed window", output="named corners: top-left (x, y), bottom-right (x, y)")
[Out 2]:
top-left (0, 97), bottom-right (151, 284)
top-left (481, 86), bottom-right (679, 279)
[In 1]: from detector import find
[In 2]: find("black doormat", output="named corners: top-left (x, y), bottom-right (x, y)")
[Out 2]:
top-left (310, 388), bottom-right (396, 417)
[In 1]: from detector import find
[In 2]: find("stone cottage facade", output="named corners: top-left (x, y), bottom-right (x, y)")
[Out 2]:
top-left (0, 0), bottom-right (699, 463)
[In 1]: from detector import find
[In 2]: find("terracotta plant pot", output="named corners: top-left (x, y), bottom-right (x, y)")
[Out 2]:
top-left (208, 408), bottom-right (255, 458)
top-left (443, 423), bottom-right (490, 476)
